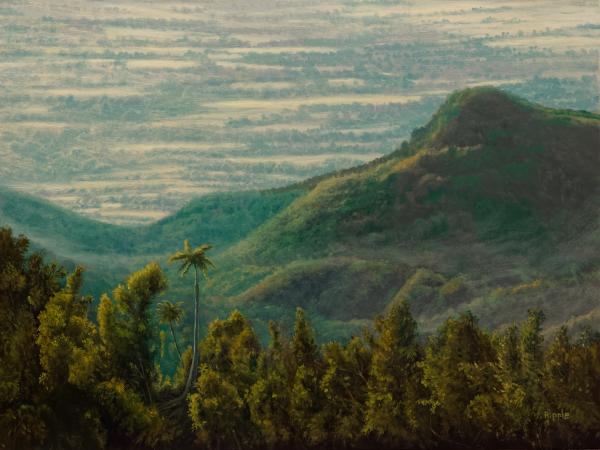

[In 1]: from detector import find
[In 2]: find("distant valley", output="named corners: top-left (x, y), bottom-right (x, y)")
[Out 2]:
top-left (2, 87), bottom-right (600, 344)
top-left (1, 0), bottom-right (598, 223)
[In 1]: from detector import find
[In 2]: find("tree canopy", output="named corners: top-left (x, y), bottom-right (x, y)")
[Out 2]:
top-left (2, 227), bottom-right (600, 450)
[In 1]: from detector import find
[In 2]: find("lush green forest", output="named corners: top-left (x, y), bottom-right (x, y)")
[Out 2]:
top-left (2, 227), bottom-right (600, 450)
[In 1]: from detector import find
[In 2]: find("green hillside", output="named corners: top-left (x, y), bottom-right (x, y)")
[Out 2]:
top-left (0, 186), bottom-right (303, 295)
top-left (142, 190), bottom-right (304, 254)
top-left (214, 87), bottom-right (600, 335)
top-left (232, 88), bottom-right (600, 261)
top-left (0, 186), bottom-right (136, 254)
top-left (0, 187), bottom-right (303, 256)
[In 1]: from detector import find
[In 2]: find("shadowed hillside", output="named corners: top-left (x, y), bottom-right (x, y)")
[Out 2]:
top-left (0, 187), bottom-right (303, 256)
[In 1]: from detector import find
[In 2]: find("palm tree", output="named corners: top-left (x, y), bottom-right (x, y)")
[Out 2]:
top-left (157, 300), bottom-right (184, 362)
top-left (168, 240), bottom-right (214, 400)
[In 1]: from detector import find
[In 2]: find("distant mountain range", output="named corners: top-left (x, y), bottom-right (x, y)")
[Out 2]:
top-left (2, 87), bottom-right (600, 339)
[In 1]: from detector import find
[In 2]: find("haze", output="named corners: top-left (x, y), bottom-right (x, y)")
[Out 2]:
top-left (0, 0), bottom-right (598, 224)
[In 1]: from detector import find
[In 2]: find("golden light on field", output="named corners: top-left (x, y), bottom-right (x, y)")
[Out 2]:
top-left (0, 0), bottom-right (596, 223)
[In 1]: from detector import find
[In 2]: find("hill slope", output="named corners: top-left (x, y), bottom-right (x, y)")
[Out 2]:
top-left (232, 88), bottom-right (600, 262)
top-left (214, 87), bottom-right (600, 335)
top-left (0, 186), bottom-right (303, 294)
top-left (0, 187), bottom-right (303, 256)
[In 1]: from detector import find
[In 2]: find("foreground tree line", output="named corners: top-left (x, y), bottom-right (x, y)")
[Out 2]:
top-left (1, 227), bottom-right (600, 450)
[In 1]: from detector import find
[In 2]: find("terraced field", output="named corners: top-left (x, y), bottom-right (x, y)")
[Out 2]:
top-left (1, 0), bottom-right (598, 223)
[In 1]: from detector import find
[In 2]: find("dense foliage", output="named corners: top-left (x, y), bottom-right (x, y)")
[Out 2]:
top-left (1, 227), bottom-right (600, 449)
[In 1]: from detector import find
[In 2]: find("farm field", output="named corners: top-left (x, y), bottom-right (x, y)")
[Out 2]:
top-left (1, 0), bottom-right (598, 224)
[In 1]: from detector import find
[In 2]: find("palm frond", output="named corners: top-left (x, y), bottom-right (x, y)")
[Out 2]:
top-left (168, 251), bottom-right (189, 263)
top-left (195, 243), bottom-right (212, 253)
top-left (179, 260), bottom-right (193, 276)
top-left (168, 239), bottom-right (215, 278)
top-left (157, 300), bottom-right (185, 324)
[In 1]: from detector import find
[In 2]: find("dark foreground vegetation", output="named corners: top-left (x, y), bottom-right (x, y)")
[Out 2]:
top-left (1, 227), bottom-right (600, 450)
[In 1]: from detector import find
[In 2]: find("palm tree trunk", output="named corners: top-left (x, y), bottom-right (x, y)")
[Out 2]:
top-left (181, 265), bottom-right (200, 398)
top-left (137, 356), bottom-right (153, 404)
top-left (169, 322), bottom-right (183, 362)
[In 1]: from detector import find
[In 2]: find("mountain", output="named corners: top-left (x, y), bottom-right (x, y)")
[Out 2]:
top-left (2, 87), bottom-right (600, 339)
top-left (211, 87), bottom-right (600, 335)
top-left (231, 88), bottom-right (600, 261)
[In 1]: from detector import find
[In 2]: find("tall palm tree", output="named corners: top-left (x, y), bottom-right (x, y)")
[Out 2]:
top-left (168, 240), bottom-right (214, 400)
top-left (157, 300), bottom-right (184, 362)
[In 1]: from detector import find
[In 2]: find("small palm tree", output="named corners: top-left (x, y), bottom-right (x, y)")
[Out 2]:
top-left (168, 240), bottom-right (214, 400)
top-left (157, 300), bottom-right (184, 362)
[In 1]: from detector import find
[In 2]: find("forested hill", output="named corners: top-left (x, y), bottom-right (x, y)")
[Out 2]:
top-left (3, 225), bottom-right (600, 450)
top-left (211, 87), bottom-right (600, 336)
top-left (230, 87), bottom-right (600, 263)
top-left (2, 87), bottom-right (600, 339)
top-left (0, 187), bottom-right (303, 257)
top-left (0, 186), bottom-right (303, 293)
